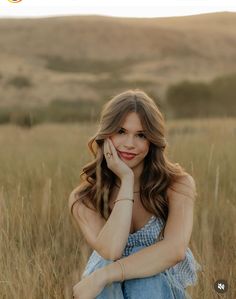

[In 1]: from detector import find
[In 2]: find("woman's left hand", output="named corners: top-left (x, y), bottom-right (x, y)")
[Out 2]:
top-left (72, 269), bottom-right (107, 299)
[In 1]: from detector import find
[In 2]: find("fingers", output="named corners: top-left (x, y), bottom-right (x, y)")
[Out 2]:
top-left (103, 139), bottom-right (110, 155)
top-left (107, 139), bottom-right (119, 159)
top-left (103, 138), bottom-right (120, 165)
top-left (107, 139), bottom-right (112, 154)
top-left (103, 139), bottom-right (112, 163)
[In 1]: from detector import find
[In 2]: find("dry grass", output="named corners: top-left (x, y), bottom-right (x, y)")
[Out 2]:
top-left (0, 118), bottom-right (235, 298)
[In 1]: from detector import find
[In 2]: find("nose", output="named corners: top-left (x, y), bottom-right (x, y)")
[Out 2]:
top-left (124, 135), bottom-right (135, 149)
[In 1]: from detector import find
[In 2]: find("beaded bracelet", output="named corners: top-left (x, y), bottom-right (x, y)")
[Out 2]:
top-left (116, 259), bottom-right (125, 282)
top-left (114, 198), bottom-right (134, 204)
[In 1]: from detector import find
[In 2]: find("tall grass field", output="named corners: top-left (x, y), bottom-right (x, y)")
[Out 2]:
top-left (0, 118), bottom-right (235, 298)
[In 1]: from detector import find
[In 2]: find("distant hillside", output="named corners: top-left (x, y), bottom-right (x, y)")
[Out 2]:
top-left (0, 12), bottom-right (236, 108)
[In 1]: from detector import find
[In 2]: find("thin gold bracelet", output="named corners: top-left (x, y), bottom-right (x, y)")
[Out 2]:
top-left (116, 260), bottom-right (125, 282)
top-left (114, 198), bottom-right (134, 204)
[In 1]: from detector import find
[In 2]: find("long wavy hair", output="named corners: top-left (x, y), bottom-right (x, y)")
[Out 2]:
top-left (70, 89), bottom-right (188, 240)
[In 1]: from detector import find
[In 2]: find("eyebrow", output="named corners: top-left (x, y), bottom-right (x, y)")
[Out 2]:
top-left (120, 127), bottom-right (145, 133)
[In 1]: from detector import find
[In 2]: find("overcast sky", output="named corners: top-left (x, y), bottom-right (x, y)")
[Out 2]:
top-left (0, 0), bottom-right (236, 18)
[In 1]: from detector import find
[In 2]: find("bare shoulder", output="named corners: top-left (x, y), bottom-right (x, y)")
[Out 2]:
top-left (176, 174), bottom-right (196, 190)
top-left (68, 186), bottom-right (83, 215)
top-left (68, 185), bottom-right (95, 217)
top-left (167, 174), bottom-right (197, 202)
top-left (68, 186), bottom-right (106, 252)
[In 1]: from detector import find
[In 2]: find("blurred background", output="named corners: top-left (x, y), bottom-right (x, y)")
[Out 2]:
top-left (0, 1), bottom-right (235, 298)
top-left (0, 11), bottom-right (236, 126)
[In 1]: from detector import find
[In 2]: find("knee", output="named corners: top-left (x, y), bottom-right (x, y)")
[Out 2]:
top-left (96, 281), bottom-right (124, 299)
top-left (124, 271), bottom-right (165, 289)
top-left (82, 258), bottom-right (113, 278)
top-left (97, 258), bottom-right (114, 268)
top-left (123, 272), bottom-right (175, 298)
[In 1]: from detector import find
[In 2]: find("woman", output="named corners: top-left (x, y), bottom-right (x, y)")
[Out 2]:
top-left (69, 90), bottom-right (201, 299)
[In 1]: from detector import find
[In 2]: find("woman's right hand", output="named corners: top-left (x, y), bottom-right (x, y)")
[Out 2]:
top-left (103, 138), bottom-right (134, 180)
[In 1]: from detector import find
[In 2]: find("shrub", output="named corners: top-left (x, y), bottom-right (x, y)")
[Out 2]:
top-left (166, 73), bottom-right (236, 118)
top-left (42, 55), bottom-right (136, 74)
top-left (7, 76), bottom-right (32, 89)
top-left (45, 98), bottom-right (101, 123)
top-left (0, 108), bottom-right (10, 124)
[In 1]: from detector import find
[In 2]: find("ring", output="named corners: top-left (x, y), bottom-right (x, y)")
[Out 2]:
top-left (106, 152), bottom-right (112, 158)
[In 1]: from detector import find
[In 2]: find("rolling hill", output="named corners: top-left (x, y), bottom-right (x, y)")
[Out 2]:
top-left (0, 12), bottom-right (235, 108)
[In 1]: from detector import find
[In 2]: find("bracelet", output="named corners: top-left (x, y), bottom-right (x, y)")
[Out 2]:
top-left (116, 259), bottom-right (125, 282)
top-left (114, 198), bottom-right (134, 204)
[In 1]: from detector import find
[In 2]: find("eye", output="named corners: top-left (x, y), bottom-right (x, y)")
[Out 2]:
top-left (117, 129), bottom-right (146, 138)
top-left (137, 133), bottom-right (146, 139)
top-left (118, 129), bottom-right (125, 134)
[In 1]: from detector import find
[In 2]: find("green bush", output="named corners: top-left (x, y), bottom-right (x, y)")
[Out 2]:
top-left (166, 81), bottom-right (212, 118)
top-left (7, 75), bottom-right (32, 89)
top-left (0, 108), bottom-right (10, 124)
top-left (211, 73), bottom-right (236, 111)
top-left (166, 73), bottom-right (236, 118)
top-left (9, 108), bottom-right (43, 128)
top-left (45, 98), bottom-right (101, 123)
top-left (42, 55), bottom-right (136, 74)
top-left (0, 99), bottom-right (102, 126)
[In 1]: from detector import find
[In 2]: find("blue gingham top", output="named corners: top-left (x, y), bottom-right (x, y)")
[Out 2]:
top-left (82, 215), bottom-right (202, 289)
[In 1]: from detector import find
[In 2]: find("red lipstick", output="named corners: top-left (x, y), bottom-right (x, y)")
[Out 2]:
top-left (118, 151), bottom-right (136, 160)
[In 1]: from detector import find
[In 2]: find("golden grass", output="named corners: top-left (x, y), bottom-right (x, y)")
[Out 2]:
top-left (0, 118), bottom-right (235, 298)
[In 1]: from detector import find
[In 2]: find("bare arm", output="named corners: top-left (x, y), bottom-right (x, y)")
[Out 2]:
top-left (96, 174), bottom-right (134, 260)
top-left (96, 174), bottom-right (196, 283)
top-left (103, 239), bottom-right (183, 283)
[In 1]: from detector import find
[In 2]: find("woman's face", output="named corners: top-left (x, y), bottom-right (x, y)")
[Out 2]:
top-left (110, 112), bottom-right (150, 168)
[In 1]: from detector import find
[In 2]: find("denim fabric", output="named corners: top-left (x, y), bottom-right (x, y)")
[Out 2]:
top-left (121, 216), bottom-right (201, 289)
top-left (83, 245), bottom-right (191, 299)
top-left (81, 215), bottom-right (200, 298)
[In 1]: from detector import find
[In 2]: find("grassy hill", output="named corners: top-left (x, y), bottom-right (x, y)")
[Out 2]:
top-left (0, 12), bottom-right (236, 113)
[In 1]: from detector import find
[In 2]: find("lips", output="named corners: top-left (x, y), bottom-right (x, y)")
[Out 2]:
top-left (118, 151), bottom-right (137, 160)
